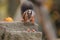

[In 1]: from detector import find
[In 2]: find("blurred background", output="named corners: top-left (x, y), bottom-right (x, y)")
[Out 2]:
top-left (0, 0), bottom-right (60, 40)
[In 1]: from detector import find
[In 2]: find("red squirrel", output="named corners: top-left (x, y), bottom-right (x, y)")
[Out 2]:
top-left (21, 1), bottom-right (35, 24)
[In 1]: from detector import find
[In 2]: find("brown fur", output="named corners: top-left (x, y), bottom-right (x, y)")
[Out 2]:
top-left (22, 12), bottom-right (34, 24)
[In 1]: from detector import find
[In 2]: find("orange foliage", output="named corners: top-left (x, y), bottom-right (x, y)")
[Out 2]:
top-left (4, 17), bottom-right (13, 22)
top-left (44, 0), bottom-right (53, 10)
